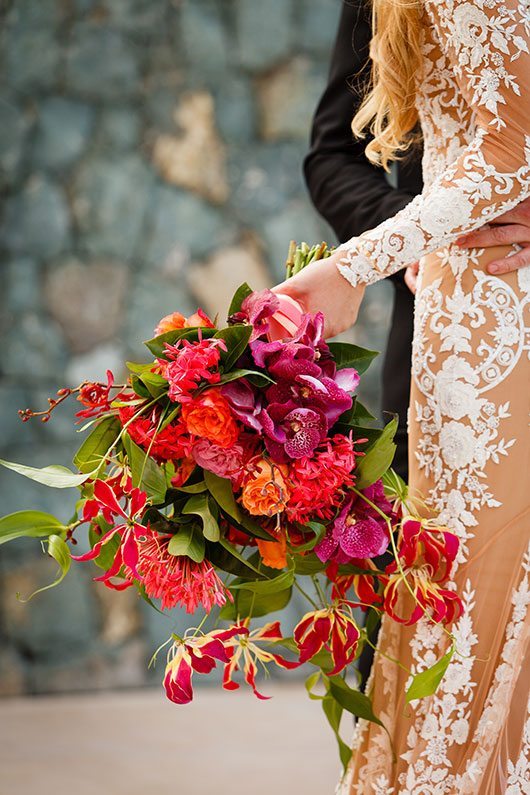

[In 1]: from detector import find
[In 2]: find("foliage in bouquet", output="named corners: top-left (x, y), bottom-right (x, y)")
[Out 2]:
top-left (0, 242), bottom-right (462, 770)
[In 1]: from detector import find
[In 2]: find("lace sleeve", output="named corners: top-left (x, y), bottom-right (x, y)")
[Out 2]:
top-left (336, 0), bottom-right (530, 288)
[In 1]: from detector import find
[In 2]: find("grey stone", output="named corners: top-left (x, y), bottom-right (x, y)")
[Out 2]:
top-left (5, 27), bottom-right (61, 93)
top-left (297, 0), bottom-right (340, 53)
top-left (144, 185), bottom-right (232, 268)
top-left (0, 176), bottom-right (71, 259)
top-left (214, 76), bottom-right (255, 144)
top-left (0, 101), bottom-right (32, 189)
top-left (66, 24), bottom-right (140, 100)
top-left (4, 256), bottom-right (42, 313)
top-left (261, 199), bottom-right (332, 281)
top-left (227, 142), bottom-right (306, 224)
top-left (98, 107), bottom-right (141, 151)
top-left (73, 154), bottom-right (153, 260)
top-left (0, 383), bottom-right (37, 448)
top-left (125, 270), bottom-right (196, 360)
top-left (105, 0), bottom-right (168, 35)
top-left (6, 0), bottom-right (63, 30)
top-left (2, 561), bottom-right (98, 662)
top-left (235, 0), bottom-right (293, 72)
top-left (179, 1), bottom-right (228, 80)
top-left (44, 257), bottom-right (129, 354)
top-left (0, 312), bottom-right (68, 381)
top-left (256, 57), bottom-right (328, 140)
top-left (33, 98), bottom-right (94, 171)
top-left (65, 343), bottom-right (127, 388)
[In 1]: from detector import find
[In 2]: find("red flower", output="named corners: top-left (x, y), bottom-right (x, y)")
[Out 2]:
top-left (76, 370), bottom-right (116, 419)
top-left (221, 620), bottom-right (300, 699)
top-left (158, 336), bottom-right (226, 404)
top-left (293, 607), bottom-right (360, 677)
top-left (137, 529), bottom-right (233, 613)
top-left (118, 405), bottom-right (193, 462)
top-left (286, 434), bottom-right (359, 524)
top-left (72, 479), bottom-right (148, 589)
top-left (382, 517), bottom-right (463, 625)
top-left (325, 559), bottom-right (383, 610)
top-left (164, 625), bottom-right (248, 705)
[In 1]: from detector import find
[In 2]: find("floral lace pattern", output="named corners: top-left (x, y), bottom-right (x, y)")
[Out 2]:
top-left (336, 0), bottom-right (530, 791)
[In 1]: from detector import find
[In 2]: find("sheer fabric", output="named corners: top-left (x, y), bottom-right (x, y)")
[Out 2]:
top-left (334, 0), bottom-right (530, 791)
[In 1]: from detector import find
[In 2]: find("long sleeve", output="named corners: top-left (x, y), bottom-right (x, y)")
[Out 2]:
top-left (336, 0), bottom-right (530, 288)
top-left (303, 0), bottom-right (419, 242)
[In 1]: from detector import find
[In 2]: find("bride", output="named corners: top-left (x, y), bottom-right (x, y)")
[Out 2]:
top-left (274, 0), bottom-right (530, 791)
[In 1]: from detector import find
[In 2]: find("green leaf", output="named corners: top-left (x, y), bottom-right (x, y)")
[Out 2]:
top-left (228, 563), bottom-right (295, 595)
top-left (139, 371), bottom-right (169, 398)
top-left (215, 324), bottom-right (252, 370)
top-left (203, 470), bottom-right (273, 540)
top-left (355, 416), bottom-right (398, 489)
top-left (406, 647), bottom-right (453, 703)
top-left (327, 342), bottom-right (378, 375)
top-left (126, 361), bottom-right (154, 375)
top-left (173, 480), bottom-right (207, 494)
top-left (382, 468), bottom-right (409, 502)
top-left (338, 400), bottom-right (377, 426)
top-left (122, 434), bottom-right (167, 503)
top-left (0, 510), bottom-right (66, 545)
top-left (228, 282), bottom-right (253, 316)
top-left (73, 416), bottom-right (121, 474)
top-left (218, 368), bottom-right (274, 387)
top-left (168, 524), bottom-right (205, 563)
top-left (0, 459), bottom-right (93, 489)
top-left (327, 676), bottom-right (384, 727)
top-left (294, 552), bottom-right (327, 576)
top-left (89, 522), bottom-right (121, 570)
top-left (183, 493), bottom-right (220, 542)
top-left (206, 538), bottom-right (267, 579)
top-left (144, 326), bottom-right (217, 358)
top-left (219, 585), bottom-right (292, 620)
top-left (293, 521), bottom-right (326, 552)
top-left (17, 534), bottom-right (72, 602)
top-left (322, 695), bottom-right (353, 772)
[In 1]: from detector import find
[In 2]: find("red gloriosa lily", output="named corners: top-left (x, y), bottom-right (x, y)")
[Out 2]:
top-left (293, 607), bottom-right (360, 677)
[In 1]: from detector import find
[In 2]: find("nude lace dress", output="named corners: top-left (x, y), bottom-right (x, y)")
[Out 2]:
top-left (333, 0), bottom-right (530, 791)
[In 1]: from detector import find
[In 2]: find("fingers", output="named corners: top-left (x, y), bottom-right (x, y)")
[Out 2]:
top-left (404, 262), bottom-right (419, 295)
top-left (488, 195), bottom-right (530, 226)
top-left (487, 246), bottom-right (530, 274)
top-left (456, 224), bottom-right (530, 248)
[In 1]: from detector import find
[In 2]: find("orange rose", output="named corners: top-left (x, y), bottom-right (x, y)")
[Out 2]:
top-left (154, 309), bottom-right (214, 336)
top-left (257, 532), bottom-right (287, 569)
top-left (181, 390), bottom-right (239, 448)
top-left (240, 459), bottom-right (290, 517)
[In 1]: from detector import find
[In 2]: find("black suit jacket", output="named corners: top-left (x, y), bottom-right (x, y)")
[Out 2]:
top-left (303, 0), bottom-right (424, 484)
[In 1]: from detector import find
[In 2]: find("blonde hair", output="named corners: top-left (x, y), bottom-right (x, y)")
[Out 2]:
top-left (352, 0), bottom-right (423, 171)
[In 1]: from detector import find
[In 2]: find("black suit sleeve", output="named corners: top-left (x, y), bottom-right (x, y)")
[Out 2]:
top-left (303, 0), bottom-right (415, 242)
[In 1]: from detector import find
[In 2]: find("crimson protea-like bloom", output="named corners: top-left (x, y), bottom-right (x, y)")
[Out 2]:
top-left (72, 479), bottom-right (148, 589)
top-left (293, 606), bottom-right (360, 676)
top-left (136, 529), bottom-right (233, 613)
top-left (158, 336), bottom-right (226, 404)
top-left (286, 434), bottom-right (359, 523)
top-left (221, 620), bottom-right (300, 699)
top-left (164, 625), bottom-right (248, 705)
top-left (118, 404), bottom-right (194, 462)
top-left (382, 517), bottom-right (463, 625)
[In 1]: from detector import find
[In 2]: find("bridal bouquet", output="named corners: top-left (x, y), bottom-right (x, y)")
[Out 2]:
top-left (0, 242), bottom-right (462, 769)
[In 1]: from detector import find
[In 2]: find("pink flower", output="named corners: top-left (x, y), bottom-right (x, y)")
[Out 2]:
top-left (286, 434), bottom-right (359, 523)
top-left (191, 436), bottom-right (256, 485)
top-left (229, 289), bottom-right (280, 342)
top-left (293, 607), bottom-right (360, 677)
top-left (118, 404), bottom-right (193, 462)
top-left (221, 379), bottom-right (263, 432)
top-left (136, 530), bottom-right (232, 613)
top-left (260, 402), bottom-right (327, 461)
top-left (158, 336), bottom-right (226, 403)
top-left (164, 626), bottom-right (248, 705)
top-left (72, 479), bottom-right (148, 589)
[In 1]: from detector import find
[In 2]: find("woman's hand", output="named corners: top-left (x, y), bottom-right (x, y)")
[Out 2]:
top-left (271, 254), bottom-right (365, 339)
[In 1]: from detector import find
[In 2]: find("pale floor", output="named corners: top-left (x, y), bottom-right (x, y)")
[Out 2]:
top-left (0, 684), bottom-right (344, 795)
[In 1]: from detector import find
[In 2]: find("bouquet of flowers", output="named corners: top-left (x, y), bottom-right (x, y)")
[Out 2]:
top-left (0, 242), bottom-right (462, 769)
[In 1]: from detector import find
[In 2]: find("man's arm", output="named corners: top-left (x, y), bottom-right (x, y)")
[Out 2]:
top-left (303, 0), bottom-right (416, 242)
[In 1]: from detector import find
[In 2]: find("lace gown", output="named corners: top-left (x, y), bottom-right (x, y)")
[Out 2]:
top-left (333, 0), bottom-right (530, 792)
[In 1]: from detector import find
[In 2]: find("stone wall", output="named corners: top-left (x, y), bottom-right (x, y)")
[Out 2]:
top-left (0, 0), bottom-right (393, 695)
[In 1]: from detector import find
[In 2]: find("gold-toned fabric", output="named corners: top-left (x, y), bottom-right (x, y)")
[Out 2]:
top-left (334, 0), bottom-right (530, 791)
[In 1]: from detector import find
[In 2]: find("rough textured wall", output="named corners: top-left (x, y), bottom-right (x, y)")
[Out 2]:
top-left (0, 0), bottom-right (392, 695)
